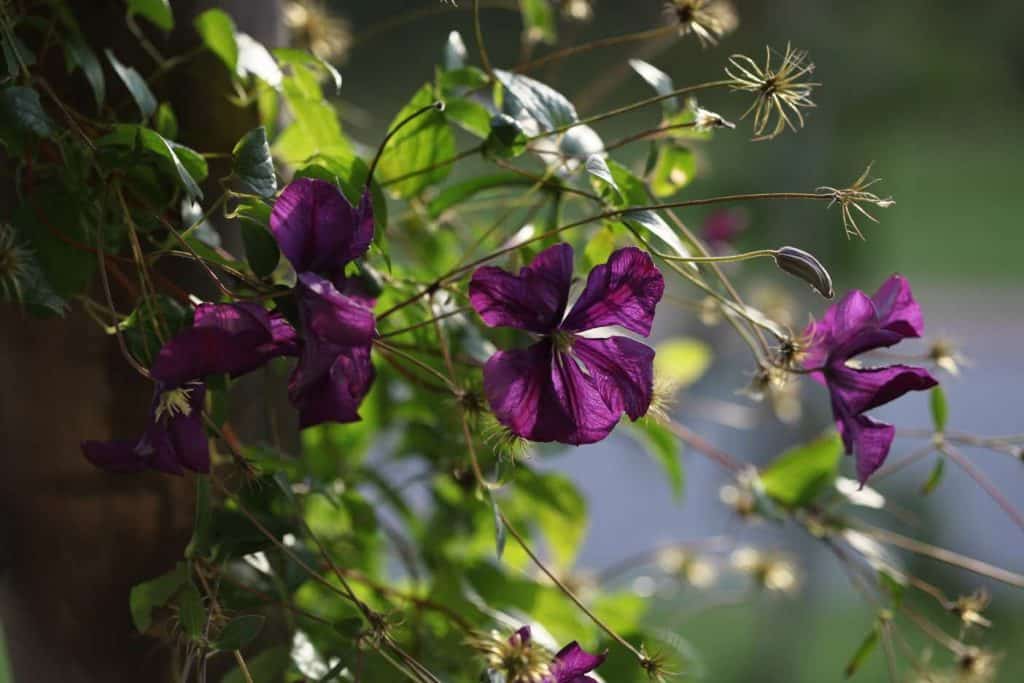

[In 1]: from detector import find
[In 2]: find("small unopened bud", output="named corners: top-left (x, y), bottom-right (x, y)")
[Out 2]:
top-left (773, 246), bottom-right (834, 299)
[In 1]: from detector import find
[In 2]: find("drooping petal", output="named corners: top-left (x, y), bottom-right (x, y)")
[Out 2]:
top-left (270, 178), bottom-right (373, 276)
top-left (483, 341), bottom-right (574, 442)
top-left (572, 336), bottom-right (655, 421)
top-left (836, 410), bottom-right (897, 484)
top-left (829, 364), bottom-right (938, 416)
top-left (165, 385), bottom-right (210, 473)
top-left (871, 274), bottom-right (925, 338)
top-left (562, 247), bottom-right (664, 336)
top-left (81, 440), bottom-right (147, 473)
top-left (548, 642), bottom-right (606, 683)
top-left (289, 345), bottom-right (375, 428)
top-left (151, 303), bottom-right (298, 386)
top-left (297, 272), bottom-right (376, 346)
top-left (470, 243), bottom-right (574, 333)
top-left (825, 290), bottom-right (878, 346)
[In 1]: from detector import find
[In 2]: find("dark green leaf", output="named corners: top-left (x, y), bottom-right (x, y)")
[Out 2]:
top-left (106, 50), bottom-right (157, 120)
top-left (844, 624), bottom-right (880, 678)
top-left (2, 31), bottom-right (35, 78)
top-left (222, 646), bottom-right (290, 683)
top-left (233, 127), bottom-right (277, 198)
top-left (483, 113), bottom-right (527, 159)
top-left (127, 0), bottom-right (173, 30)
top-left (154, 102), bottom-right (178, 139)
top-left (12, 185), bottom-right (95, 299)
top-left (65, 34), bottom-right (105, 110)
top-left (630, 419), bottom-right (684, 500)
top-left (920, 456), bottom-right (945, 496)
top-left (129, 564), bottom-right (187, 633)
top-left (241, 222), bottom-right (281, 278)
top-left (761, 433), bottom-right (844, 508)
top-left (99, 125), bottom-right (207, 199)
top-left (0, 86), bottom-right (56, 139)
top-left (185, 475), bottom-right (212, 560)
top-left (178, 583), bottom-right (206, 640)
top-left (584, 155), bottom-right (620, 198)
top-left (930, 386), bottom-right (948, 432)
top-left (213, 615), bottom-right (266, 651)
top-left (195, 9), bottom-right (238, 72)
top-left (377, 83), bottom-right (455, 199)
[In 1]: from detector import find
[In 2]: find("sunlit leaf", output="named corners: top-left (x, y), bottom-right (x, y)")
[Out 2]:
top-left (650, 144), bottom-right (697, 197)
top-left (654, 338), bottom-right (712, 388)
top-left (127, 0), bottom-right (173, 30)
top-left (129, 563), bottom-right (188, 633)
top-left (377, 83), bottom-right (455, 199)
top-left (761, 433), bottom-right (843, 508)
top-left (195, 9), bottom-right (238, 72)
top-left (106, 50), bottom-right (157, 120)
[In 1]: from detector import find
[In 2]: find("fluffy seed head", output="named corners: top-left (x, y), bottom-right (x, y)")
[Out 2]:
top-left (726, 44), bottom-right (819, 141)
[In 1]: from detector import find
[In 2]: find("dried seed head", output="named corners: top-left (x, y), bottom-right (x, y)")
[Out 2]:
top-left (956, 648), bottom-right (1001, 683)
top-left (952, 589), bottom-right (992, 629)
top-left (928, 338), bottom-right (969, 376)
top-left (285, 0), bottom-right (352, 63)
top-left (665, 0), bottom-right (738, 47)
top-left (726, 44), bottom-right (819, 140)
top-left (818, 163), bottom-right (895, 239)
top-left (731, 547), bottom-right (801, 594)
top-left (0, 222), bottom-right (34, 304)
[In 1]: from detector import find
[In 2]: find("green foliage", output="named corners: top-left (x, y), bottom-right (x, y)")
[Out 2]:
top-left (130, 563), bottom-right (188, 633)
top-left (843, 620), bottom-right (881, 678)
top-left (760, 433), bottom-right (843, 508)
top-left (377, 84), bottom-right (455, 199)
top-left (213, 615), bottom-right (266, 652)
top-left (930, 386), bottom-right (948, 432)
top-left (105, 49), bottom-right (157, 120)
top-left (233, 127), bottom-right (278, 198)
top-left (630, 418), bottom-right (685, 500)
top-left (920, 456), bottom-right (945, 496)
top-left (99, 125), bottom-right (207, 199)
top-left (520, 0), bottom-right (557, 45)
top-left (650, 144), bottom-right (697, 197)
top-left (654, 338), bottom-right (712, 388)
top-left (194, 9), bottom-right (238, 72)
top-left (0, 86), bottom-right (56, 144)
top-left (126, 0), bottom-right (173, 31)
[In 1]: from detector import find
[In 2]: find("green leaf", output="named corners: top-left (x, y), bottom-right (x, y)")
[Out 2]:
top-left (222, 646), bottom-right (290, 683)
top-left (629, 59), bottom-right (678, 113)
top-left (213, 615), bottom-right (266, 651)
top-left (930, 386), bottom-right (948, 432)
top-left (65, 34), bottom-right (105, 111)
top-left (178, 583), bottom-right (206, 640)
top-left (920, 456), bottom-right (945, 496)
top-left (844, 624), bottom-right (880, 678)
top-left (519, 0), bottom-right (556, 45)
top-left (129, 563), bottom-right (187, 633)
top-left (438, 66), bottom-right (489, 93)
top-left (233, 127), bottom-right (277, 198)
top-left (631, 419), bottom-right (684, 500)
top-left (12, 185), bottom-right (95, 300)
top-left (273, 62), bottom-right (350, 164)
top-left (185, 475), bottom-right (212, 560)
top-left (482, 114), bottom-right (527, 159)
top-left (273, 48), bottom-right (342, 94)
top-left (2, 30), bottom-right (35, 78)
top-left (650, 144), bottom-right (697, 197)
top-left (127, 0), bottom-right (173, 30)
top-left (445, 96), bottom-right (492, 138)
top-left (427, 171), bottom-right (532, 218)
top-left (761, 433), bottom-right (844, 508)
top-left (515, 470), bottom-right (587, 569)
top-left (583, 223), bottom-right (618, 267)
top-left (195, 9), bottom-right (238, 72)
top-left (241, 222), bottom-right (281, 278)
top-left (490, 495), bottom-right (506, 560)
top-left (0, 86), bottom-right (56, 140)
top-left (654, 338), bottom-right (712, 388)
top-left (584, 155), bottom-right (620, 199)
top-left (106, 50), bottom-right (157, 120)
top-left (99, 125), bottom-right (208, 199)
top-left (154, 102), bottom-right (178, 139)
top-left (236, 33), bottom-right (283, 88)
top-left (377, 83), bottom-right (455, 199)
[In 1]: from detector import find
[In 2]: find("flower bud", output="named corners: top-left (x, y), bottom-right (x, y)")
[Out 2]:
top-left (773, 246), bottom-right (834, 299)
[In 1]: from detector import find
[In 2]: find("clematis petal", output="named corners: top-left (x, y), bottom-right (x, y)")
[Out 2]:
top-left (550, 349), bottom-right (621, 445)
top-left (549, 642), bottom-right (606, 683)
top-left (289, 345), bottom-right (375, 428)
top-left (572, 336), bottom-right (655, 421)
top-left (484, 341), bottom-right (574, 442)
top-left (829, 364), bottom-right (938, 416)
top-left (562, 247), bottom-right (664, 336)
top-left (81, 440), bottom-right (147, 473)
top-left (470, 244), bottom-right (574, 333)
top-left (826, 290), bottom-right (878, 345)
top-left (872, 274), bottom-right (925, 338)
top-left (270, 178), bottom-right (373, 276)
top-left (836, 411), bottom-right (897, 484)
top-left (297, 272), bottom-right (376, 346)
top-left (165, 385), bottom-right (210, 473)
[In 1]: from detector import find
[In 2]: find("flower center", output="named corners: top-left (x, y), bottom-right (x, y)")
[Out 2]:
top-left (155, 386), bottom-right (194, 422)
top-left (550, 329), bottom-right (575, 354)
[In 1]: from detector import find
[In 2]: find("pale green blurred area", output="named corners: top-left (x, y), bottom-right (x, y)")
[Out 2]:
top-left (329, 1), bottom-right (1024, 681)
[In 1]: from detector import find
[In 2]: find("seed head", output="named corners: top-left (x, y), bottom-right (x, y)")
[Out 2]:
top-left (928, 338), bottom-right (969, 376)
top-left (818, 163), bottom-right (895, 239)
top-left (468, 629), bottom-right (552, 683)
top-left (0, 222), bottom-right (34, 304)
top-left (285, 0), bottom-right (352, 63)
top-left (726, 44), bottom-right (819, 141)
top-left (665, 0), bottom-right (738, 47)
top-left (951, 589), bottom-right (992, 630)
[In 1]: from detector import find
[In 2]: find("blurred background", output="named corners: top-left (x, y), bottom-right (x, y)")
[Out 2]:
top-left (327, 1), bottom-right (1024, 680)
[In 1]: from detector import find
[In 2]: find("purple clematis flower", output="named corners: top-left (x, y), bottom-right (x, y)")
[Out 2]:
top-left (804, 274), bottom-right (938, 483)
top-left (702, 208), bottom-right (748, 252)
top-left (270, 177), bottom-right (378, 427)
top-left (82, 302), bottom-right (298, 475)
top-left (82, 381), bottom-right (209, 475)
top-left (470, 244), bottom-right (664, 445)
top-left (150, 302), bottom-right (298, 386)
top-left (512, 626), bottom-right (606, 683)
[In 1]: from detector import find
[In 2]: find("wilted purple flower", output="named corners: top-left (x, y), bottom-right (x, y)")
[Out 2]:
top-left (82, 381), bottom-right (209, 475)
top-left (804, 274), bottom-right (938, 482)
top-left (270, 178), bottom-right (379, 428)
top-left (151, 302), bottom-right (298, 386)
top-left (470, 244), bottom-right (664, 445)
top-left (270, 177), bottom-right (373, 287)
